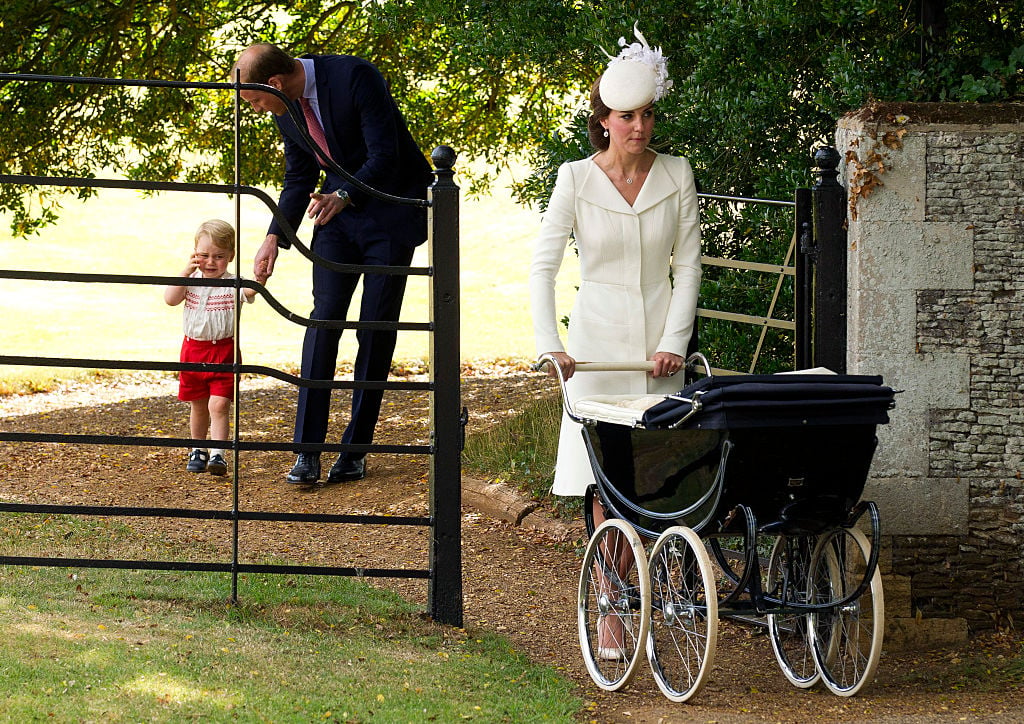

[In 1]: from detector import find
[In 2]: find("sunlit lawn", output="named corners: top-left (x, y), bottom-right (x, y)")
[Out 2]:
top-left (0, 514), bottom-right (579, 721)
top-left (0, 168), bottom-right (580, 390)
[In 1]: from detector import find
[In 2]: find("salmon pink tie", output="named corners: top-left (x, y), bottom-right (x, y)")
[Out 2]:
top-left (299, 97), bottom-right (332, 167)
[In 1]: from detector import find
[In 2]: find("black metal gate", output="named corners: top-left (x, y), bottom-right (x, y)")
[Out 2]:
top-left (0, 73), bottom-right (464, 625)
top-left (798, 146), bottom-right (848, 373)
top-left (697, 145), bottom-right (848, 375)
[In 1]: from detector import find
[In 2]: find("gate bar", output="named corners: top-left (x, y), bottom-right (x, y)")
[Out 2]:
top-left (0, 71), bottom-right (464, 622)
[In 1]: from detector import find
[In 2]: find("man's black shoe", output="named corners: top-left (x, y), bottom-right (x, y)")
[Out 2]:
top-left (286, 453), bottom-right (321, 484)
top-left (328, 455), bottom-right (366, 483)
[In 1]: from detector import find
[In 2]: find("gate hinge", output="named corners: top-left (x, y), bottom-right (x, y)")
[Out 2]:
top-left (459, 406), bottom-right (469, 451)
top-left (798, 220), bottom-right (818, 263)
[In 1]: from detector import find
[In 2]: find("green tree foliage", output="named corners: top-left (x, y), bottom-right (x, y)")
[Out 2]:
top-left (0, 0), bottom-right (589, 234)
top-left (512, 0), bottom-right (1023, 199)
top-left (1, 2), bottom-right (1020, 368)
top-left (3, 1), bottom-right (1020, 229)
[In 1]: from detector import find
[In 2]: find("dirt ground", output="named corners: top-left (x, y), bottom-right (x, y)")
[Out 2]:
top-left (0, 369), bottom-right (1022, 723)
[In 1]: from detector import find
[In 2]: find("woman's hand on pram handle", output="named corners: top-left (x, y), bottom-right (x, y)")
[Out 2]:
top-left (570, 353), bottom-right (681, 377)
top-left (534, 354), bottom-right (681, 379)
top-left (652, 352), bottom-right (684, 378)
top-left (534, 351), bottom-right (576, 380)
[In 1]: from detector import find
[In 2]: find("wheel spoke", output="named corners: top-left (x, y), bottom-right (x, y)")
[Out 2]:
top-left (577, 519), bottom-right (650, 691)
top-left (808, 527), bottom-right (884, 696)
top-left (767, 535), bottom-right (821, 688)
top-left (646, 526), bottom-right (718, 702)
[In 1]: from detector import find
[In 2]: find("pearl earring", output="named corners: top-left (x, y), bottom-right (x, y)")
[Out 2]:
top-left (603, 129), bottom-right (609, 138)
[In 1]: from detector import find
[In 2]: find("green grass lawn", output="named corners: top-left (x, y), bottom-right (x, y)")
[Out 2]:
top-left (0, 169), bottom-right (581, 391)
top-left (0, 514), bottom-right (579, 721)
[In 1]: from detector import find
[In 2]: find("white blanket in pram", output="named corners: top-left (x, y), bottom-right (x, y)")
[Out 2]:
top-left (572, 394), bottom-right (666, 426)
top-left (572, 368), bottom-right (837, 427)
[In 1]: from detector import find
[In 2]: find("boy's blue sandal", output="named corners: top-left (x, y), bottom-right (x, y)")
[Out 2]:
top-left (186, 449), bottom-right (209, 473)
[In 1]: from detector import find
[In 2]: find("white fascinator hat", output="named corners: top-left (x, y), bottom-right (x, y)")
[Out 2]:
top-left (598, 23), bottom-right (673, 111)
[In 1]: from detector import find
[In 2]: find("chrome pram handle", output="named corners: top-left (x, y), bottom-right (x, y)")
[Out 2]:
top-left (685, 351), bottom-right (713, 381)
top-left (533, 354), bottom-right (650, 422)
top-left (532, 353), bottom-right (713, 425)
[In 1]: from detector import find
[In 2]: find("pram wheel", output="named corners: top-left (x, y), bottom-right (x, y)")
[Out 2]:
top-left (808, 526), bottom-right (884, 696)
top-left (767, 535), bottom-right (821, 688)
top-left (578, 518), bottom-right (651, 690)
top-left (646, 526), bottom-right (719, 702)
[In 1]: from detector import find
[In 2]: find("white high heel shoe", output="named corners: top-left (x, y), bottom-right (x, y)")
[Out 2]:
top-left (598, 646), bottom-right (626, 661)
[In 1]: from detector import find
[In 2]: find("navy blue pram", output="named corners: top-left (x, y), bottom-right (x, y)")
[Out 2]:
top-left (584, 372), bottom-right (895, 539)
top-left (535, 353), bottom-right (895, 702)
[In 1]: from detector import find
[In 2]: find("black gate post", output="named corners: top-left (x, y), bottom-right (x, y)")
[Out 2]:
top-left (810, 146), bottom-right (848, 374)
top-left (427, 146), bottom-right (464, 626)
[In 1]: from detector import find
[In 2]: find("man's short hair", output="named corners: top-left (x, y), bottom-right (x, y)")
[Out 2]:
top-left (241, 44), bottom-right (295, 84)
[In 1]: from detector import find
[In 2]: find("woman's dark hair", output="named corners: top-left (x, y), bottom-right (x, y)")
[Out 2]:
top-left (587, 76), bottom-right (612, 151)
top-left (242, 43), bottom-right (295, 84)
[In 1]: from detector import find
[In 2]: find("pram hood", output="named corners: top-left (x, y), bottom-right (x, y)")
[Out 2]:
top-left (640, 373), bottom-right (897, 430)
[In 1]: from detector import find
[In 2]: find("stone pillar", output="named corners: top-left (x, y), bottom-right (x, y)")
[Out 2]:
top-left (838, 103), bottom-right (1024, 647)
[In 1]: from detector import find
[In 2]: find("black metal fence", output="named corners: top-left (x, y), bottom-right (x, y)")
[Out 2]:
top-left (0, 73), bottom-right (464, 626)
top-left (696, 145), bottom-right (847, 375)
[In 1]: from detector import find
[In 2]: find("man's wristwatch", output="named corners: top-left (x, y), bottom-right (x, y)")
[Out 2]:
top-left (334, 189), bottom-right (350, 203)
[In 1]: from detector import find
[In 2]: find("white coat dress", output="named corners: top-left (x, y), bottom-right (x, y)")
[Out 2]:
top-left (529, 152), bottom-right (701, 496)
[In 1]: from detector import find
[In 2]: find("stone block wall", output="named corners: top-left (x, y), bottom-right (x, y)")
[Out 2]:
top-left (838, 103), bottom-right (1023, 645)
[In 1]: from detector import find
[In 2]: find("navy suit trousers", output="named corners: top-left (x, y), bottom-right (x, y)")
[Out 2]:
top-left (294, 214), bottom-right (415, 453)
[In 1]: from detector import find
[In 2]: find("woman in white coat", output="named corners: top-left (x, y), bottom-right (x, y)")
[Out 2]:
top-left (530, 28), bottom-right (701, 661)
top-left (530, 36), bottom-right (701, 502)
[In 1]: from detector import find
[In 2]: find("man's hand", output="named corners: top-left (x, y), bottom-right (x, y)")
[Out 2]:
top-left (254, 258), bottom-right (271, 286)
top-left (306, 191), bottom-right (350, 226)
top-left (254, 235), bottom-right (280, 279)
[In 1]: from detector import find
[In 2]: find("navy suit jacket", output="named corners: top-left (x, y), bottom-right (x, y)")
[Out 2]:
top-left (268, 54), bottom-right (432, 251)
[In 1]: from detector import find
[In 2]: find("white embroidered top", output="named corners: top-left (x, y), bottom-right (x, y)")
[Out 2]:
top-left (181, 271), bottom-right (253, 341)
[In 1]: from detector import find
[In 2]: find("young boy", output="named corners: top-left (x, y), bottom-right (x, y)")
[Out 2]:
top-left (164, 219), bottom-right (268, 475)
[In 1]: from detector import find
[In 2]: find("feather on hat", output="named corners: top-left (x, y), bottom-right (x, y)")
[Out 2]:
top-left (599, 23), bottom-right (672, 111)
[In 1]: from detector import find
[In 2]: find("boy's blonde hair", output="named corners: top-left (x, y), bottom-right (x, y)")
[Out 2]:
top-left (195, 219), bottom-right (236, 254)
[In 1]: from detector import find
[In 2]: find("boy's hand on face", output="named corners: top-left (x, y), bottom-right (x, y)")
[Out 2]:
top-left (183, 253), bottom-right (201, 276)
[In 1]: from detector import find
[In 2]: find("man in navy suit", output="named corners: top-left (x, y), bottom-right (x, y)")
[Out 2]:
top-left (235, 43), bottom-right (433, 484)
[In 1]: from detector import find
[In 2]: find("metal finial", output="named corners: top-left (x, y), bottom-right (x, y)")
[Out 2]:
top-left (813, 145), bottom-right (841, 189)
top-left (431, 146), bottom-right (457, 171)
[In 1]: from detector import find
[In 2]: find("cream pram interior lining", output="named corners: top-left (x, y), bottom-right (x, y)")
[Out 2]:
top-left (571, 368), bottom-right (837, 426)
top-left (572, 394), bottom-right (666, 426)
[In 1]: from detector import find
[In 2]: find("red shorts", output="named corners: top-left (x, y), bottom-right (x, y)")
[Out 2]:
top-left (178, 337), bottom-right (239, 402)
